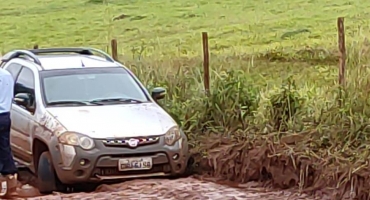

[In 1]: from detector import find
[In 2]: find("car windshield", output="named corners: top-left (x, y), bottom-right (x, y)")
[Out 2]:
top-left (40, 67), bottom-right (149, 106)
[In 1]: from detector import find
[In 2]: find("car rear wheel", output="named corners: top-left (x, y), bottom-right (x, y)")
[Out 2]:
top-left (37, 151), bottom-right (66, 194)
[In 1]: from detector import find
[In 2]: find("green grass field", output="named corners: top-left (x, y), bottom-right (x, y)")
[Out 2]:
top-left (1, 0), bottom-right (369, 55)
top-left (3, 0), bottom-right (370, 197)
top-left (2, 0), bottom-right (369, 88)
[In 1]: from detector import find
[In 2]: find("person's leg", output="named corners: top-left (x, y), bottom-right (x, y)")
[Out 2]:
top-left (0, 112), bottom-right (18, 197)
top-left (0, 112), bottom-right (17, 176)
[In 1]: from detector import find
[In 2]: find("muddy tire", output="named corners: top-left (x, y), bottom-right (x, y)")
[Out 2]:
top-left (184, 156), bottom-right (194, 176)
top-left (37, 151), bottom-right (65, 194)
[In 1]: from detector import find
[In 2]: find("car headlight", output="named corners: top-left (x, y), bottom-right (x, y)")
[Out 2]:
top-left (164, 126), bottom-right (181, 146)
top-left (58, 132), bottom-right (95, 150)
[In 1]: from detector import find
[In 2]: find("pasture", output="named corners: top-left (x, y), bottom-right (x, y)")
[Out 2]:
top-left (2, 0), bottom-right (370, 198)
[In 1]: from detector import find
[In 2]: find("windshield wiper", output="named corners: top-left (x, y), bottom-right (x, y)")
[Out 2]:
top-left (47, 100), bottom-right (102, 106)
top-left (89, 98), bottom-right (145, 104)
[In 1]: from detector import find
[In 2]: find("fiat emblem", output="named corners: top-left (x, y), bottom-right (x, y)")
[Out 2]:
top-left (127, 138), bottom-right (139, 147)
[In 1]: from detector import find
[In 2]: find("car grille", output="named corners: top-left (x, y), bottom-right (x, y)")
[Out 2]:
top-left (92, 164), bottom-right (171, 176)
top-left (102, 136), bottom-right (160, 147)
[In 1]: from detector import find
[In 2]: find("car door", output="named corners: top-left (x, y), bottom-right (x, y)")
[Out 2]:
top-left (9, 66), bottom-right (36, 165)
top-left (3, 63), bottom-right (23, 159)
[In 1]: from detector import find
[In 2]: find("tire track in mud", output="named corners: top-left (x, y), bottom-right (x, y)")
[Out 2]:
top-left (14, 171), bottom-right (320, 200)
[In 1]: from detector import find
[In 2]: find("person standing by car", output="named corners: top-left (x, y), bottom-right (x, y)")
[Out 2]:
top-left (0, 67), bottom-right (18, 198)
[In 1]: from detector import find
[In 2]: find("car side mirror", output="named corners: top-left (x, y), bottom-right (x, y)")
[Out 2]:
top-left (14, 93), bottom-right (31, 108)
top-left (151, 87), bottom-right (166, 100)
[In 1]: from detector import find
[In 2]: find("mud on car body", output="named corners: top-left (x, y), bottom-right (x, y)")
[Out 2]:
top-left (0, 48), bottom-right (190, 194)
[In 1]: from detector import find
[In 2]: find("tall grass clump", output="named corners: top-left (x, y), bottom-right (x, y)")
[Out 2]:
top-left (125, 40), bottom-right (370, 199)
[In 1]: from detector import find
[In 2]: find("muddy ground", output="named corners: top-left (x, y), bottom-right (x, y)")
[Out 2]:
top-left (7, 170), bottom-right (329, 200)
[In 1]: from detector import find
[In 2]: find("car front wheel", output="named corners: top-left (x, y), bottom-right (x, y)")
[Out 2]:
top-left (37, 151), bottom-right (66, 194)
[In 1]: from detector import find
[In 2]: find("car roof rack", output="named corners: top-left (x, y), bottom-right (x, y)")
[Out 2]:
top-left (1, 50), bottom-right (42, 66)
top-left (29, 47), bottom-right (115, 62)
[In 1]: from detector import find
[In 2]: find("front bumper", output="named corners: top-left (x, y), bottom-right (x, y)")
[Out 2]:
top-left (49, 136), bottom-right (189, 184)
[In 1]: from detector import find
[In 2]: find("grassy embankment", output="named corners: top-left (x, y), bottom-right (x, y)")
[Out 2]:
top-left (2, 0), bottom-right (370, 198)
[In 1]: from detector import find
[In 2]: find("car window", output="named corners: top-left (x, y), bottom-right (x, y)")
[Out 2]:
top-left (42, 70), bottom-right (148, 104)
top-left (5, 63), bottom-right (22, 80)
top-left (14, 67), bottom-right (36, 113)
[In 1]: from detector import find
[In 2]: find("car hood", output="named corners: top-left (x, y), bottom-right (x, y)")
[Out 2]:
top-left (45, 103), bottom-right (177, 139)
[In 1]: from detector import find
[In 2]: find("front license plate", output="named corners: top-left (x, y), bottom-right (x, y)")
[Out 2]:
top-left (118, 157), bottom-right (153, 171)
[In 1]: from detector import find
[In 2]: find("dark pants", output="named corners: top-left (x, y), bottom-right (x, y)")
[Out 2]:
top-left (0, 112), bottom-right (17, 175)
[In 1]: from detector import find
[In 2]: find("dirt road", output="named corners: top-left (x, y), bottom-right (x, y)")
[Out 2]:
top-left (11, 177), bottom-right (321, 200)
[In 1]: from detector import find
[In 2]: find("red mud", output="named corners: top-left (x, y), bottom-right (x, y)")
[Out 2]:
top-left (8, 171), bottom-right (323, 200)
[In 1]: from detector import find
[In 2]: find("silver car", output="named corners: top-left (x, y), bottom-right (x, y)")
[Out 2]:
top-left (0, 48), bottom-right (190, 194)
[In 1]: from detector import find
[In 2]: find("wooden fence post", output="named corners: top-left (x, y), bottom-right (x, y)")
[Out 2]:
top-left (111, 39), bottom-right (118, 61)
top-left (337, 17), bottom-right (346, 108)
top-left (202, 32), bottom-right (210, 95)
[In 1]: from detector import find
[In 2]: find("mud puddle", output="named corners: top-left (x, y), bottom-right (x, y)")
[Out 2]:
top-left (12, 170), bottom-right (321, 200)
